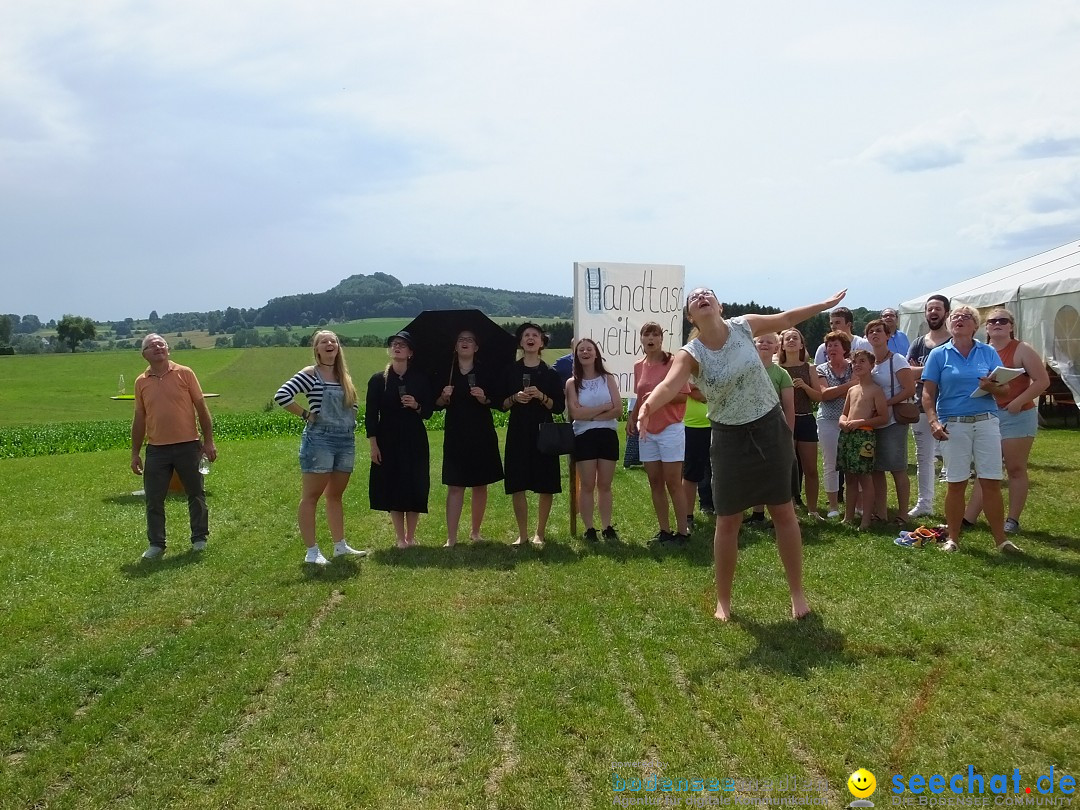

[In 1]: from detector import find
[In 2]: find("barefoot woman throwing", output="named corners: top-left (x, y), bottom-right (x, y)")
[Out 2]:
top-left (641, 287), bottom-right (847, 620)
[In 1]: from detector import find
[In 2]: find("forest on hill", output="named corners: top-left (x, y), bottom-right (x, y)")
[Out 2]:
top-left (2, 272), bottom-right (881, 354)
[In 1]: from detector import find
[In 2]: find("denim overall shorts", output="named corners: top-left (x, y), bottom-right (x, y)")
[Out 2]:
top-left (299, 382), bottom-right (357, 473)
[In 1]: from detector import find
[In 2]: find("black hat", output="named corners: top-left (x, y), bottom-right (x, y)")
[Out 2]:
top-left (515, 322), bottom-right (549, 347)
top-left (386, 330), bottom-right (414, 349)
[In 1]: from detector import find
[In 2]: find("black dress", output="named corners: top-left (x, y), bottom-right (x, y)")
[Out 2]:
top-left (366, 367), bottom-right (434, 513)
top-left (439, 363), bottom-right (504, 487)
top-left (500, 360), bottom-right (565, 495)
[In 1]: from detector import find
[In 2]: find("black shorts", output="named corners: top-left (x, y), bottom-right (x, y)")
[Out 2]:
top-left (682, 425), bottom-right (711, 482)
top-left (793, 413), bottom-right (819, 443)
top-left (573, 427), bottom-right (620, 461)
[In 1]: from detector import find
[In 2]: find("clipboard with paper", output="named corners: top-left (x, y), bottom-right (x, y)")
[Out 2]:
top-left (970, 366), bottom-right (1025, 397)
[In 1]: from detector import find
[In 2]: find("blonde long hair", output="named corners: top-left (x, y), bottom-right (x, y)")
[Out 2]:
top-left (312, 330), bottom-right (358, 407)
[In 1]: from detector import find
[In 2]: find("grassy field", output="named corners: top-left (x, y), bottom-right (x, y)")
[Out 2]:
top-left (0, 346), bottom-right (571, 428)
top-left (1, 424), bottom-right (1078, 807)
top-left (1, 353), bottom-right (1077, 808)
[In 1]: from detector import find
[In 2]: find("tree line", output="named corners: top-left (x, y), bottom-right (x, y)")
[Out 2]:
top-left (2, 271), bottom-right (881, 354)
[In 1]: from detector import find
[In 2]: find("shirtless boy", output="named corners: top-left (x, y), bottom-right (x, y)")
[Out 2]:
top-left (839, 350), bottom-right (889, 529)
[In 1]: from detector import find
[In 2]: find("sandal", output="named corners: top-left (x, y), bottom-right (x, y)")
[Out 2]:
top-left (894, 526), bottom-right (939, 548)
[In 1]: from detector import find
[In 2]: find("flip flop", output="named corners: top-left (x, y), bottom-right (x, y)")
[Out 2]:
top-left (894, 526), bottom-right (939, 548)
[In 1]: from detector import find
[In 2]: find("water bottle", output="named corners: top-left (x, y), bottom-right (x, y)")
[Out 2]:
top-left (198, 454), bottom-right (211, 475)
top-left (118, 373), bottom-right (126, 395)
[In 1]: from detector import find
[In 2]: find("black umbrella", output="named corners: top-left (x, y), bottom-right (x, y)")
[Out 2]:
top-left (402, 309), bottom-right (519, 388)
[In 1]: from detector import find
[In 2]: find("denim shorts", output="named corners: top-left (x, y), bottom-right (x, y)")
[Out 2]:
top-left (997, 406), bottom-right (1038, 439)
top-left (299, 428), bottom-right (356, 473)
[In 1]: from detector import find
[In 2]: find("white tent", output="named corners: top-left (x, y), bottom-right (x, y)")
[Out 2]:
top-left (898, 239), bottom-right (1080, 403)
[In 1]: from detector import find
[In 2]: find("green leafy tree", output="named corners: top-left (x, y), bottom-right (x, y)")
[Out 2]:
top-left (0, 315), bottom-right (12, 346)
top-left (55, 315), bottom-right (97, 352)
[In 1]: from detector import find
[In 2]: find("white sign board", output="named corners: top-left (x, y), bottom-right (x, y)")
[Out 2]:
top-left (573, 262), bottom-right (686, 398)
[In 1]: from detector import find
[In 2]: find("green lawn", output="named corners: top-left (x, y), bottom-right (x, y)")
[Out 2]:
top-left (0, 346), bottom-right (571, 428)
top-left (1, 425), bottom-right (1077, 808)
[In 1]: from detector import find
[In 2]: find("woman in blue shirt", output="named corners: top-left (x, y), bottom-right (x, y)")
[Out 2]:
top-left (921, 306), bottom-right (1017, 554)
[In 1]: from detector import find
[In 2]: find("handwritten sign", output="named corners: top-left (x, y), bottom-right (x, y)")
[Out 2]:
top-left (573, 262), bottom-right (686, 398)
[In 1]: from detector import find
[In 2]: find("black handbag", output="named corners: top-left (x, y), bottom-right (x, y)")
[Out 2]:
top-left (537, 422), bottom-right (574, 455)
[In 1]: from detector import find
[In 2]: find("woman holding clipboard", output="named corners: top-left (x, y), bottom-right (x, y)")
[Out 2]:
top-left (921, 306), bottom-right (1018, 553)
top-left (961, 306), bottom-right (1049, 536)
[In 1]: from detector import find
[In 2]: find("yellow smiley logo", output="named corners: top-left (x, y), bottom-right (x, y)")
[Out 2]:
top-left (848, 768), bottom-right (877, 798)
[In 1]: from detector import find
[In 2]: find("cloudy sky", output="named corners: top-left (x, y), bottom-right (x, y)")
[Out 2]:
top-left (3, 0), bottom-right (1079, 322)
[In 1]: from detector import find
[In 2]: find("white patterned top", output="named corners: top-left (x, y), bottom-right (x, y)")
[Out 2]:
top-left (571, 375), bottom-right (619, 435)
top-left (682, 317), bottom-right (779, 426)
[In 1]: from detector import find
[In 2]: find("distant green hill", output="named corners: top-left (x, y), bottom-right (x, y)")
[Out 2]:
top-left (254, 273), bottom-right (570, 327)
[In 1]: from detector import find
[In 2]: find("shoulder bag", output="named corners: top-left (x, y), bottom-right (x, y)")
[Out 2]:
top-left (889, 354), bottom-right (919, 424)
top-left (537, 421), bottom-right (575, 455)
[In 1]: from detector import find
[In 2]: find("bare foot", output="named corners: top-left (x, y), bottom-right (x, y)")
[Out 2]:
top-left (511, 537), bottom-right (527, 546)
top-left (405, 538), bottom-right (417, 547)
top-left (443, 539), bottom-right (456, 548)
top-left (530, 534), bottom-right (545, 548)
top-left (714, 602), bottom-right (731, 622)
top-left (469, 534), bottom-right (486, 543)
top-left (791, 593), bottom-right (811, 620)
top-left (395, 540), bottom-right (409, 549)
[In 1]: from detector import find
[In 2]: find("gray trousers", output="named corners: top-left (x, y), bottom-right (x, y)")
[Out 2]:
top-left (144, 441), bottom-right (208, 548)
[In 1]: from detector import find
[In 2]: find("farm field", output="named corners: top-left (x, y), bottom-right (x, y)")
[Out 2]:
top-left (0, 346), bottom-right (571, 428)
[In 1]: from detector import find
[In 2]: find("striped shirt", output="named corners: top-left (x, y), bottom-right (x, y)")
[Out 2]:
top-left (274, 370), bottom-right (357, 414)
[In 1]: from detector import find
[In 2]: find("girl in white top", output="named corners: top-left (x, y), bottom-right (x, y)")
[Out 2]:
top-left (565, 338), bottom-right (623, 541)
top-left (641, 287), bottom-right (846, 622)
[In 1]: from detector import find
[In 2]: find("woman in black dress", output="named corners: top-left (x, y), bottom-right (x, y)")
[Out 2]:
top-left (435, 329), bottom-right (503, 546)
top-left (499, 323), bottom-right (565, 547)
top-left (366, 330), bottom-right (434, 548)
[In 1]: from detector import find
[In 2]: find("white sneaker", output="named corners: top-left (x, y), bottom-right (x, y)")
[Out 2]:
top-left (939, 539), bottom-right (958, 553)
top-left (907, 502), bottom-right (933, 518)
top-left (305, 548), bottom-right (329, 565)
top-left (192, 540), bottom-right (207, 551)
top-left (333, 540), bottom-right (368, 558)
top-left (142, 545), bottom-right (165, 560)
top-left (826, 510), bottom-right (841, 519)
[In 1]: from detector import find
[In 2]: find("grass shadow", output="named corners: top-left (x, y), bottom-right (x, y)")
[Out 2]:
top-left (102, 493), bottom-right (146, 505)
top-left (580, 539), bottom-right (665, 563)
top-left (102, 491), bottom-right (214, 505)
top-left (966, 546), bottom-right (1080, 576)
top-left (368, 540), bottom-right (582, 570)
top-left (1017, 529), bottom-right (1080, 552)
top-left (285, 558), bottom-right (368, 583)
top-left (734, 614), bottom-right (850, 677)
top-left (1027, 461), bottom-right (1080, 473)
top-left (120, 551), bottom-right (204, 578)
top-left (724, 613), bottom-right (852, 678)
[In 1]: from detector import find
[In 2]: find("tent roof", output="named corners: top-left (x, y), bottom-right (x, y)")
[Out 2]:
top-left (899, 240), bottom-right (1080, 314)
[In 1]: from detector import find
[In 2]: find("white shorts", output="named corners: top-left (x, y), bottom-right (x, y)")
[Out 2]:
top-left (940, 417), bottom-right (1003, 482)
top-left (639, 421), bottom-right (686, 463)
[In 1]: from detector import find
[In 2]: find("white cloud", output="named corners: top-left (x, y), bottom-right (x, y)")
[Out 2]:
top-left (859, 113), bottom-right (982, 173)
top-left (3, 1), bottom-right (1080, 320)
top-left (961, 163), bottom-right (1080, 249)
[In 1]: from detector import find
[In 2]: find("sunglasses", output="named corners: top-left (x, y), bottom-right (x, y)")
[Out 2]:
top-left (986, 317), bottom-right (1012, 326)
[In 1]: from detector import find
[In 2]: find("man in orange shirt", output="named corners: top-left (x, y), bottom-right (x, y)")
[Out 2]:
top-left (131, 334), bottom-right (217, 559)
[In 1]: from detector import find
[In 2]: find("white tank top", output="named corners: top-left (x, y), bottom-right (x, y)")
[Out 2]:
top-left (572, 375), bottom-right (619, 435)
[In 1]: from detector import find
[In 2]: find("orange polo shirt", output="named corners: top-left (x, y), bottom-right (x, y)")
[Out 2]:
top-left (134, 361), bottom-right (205, 446)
